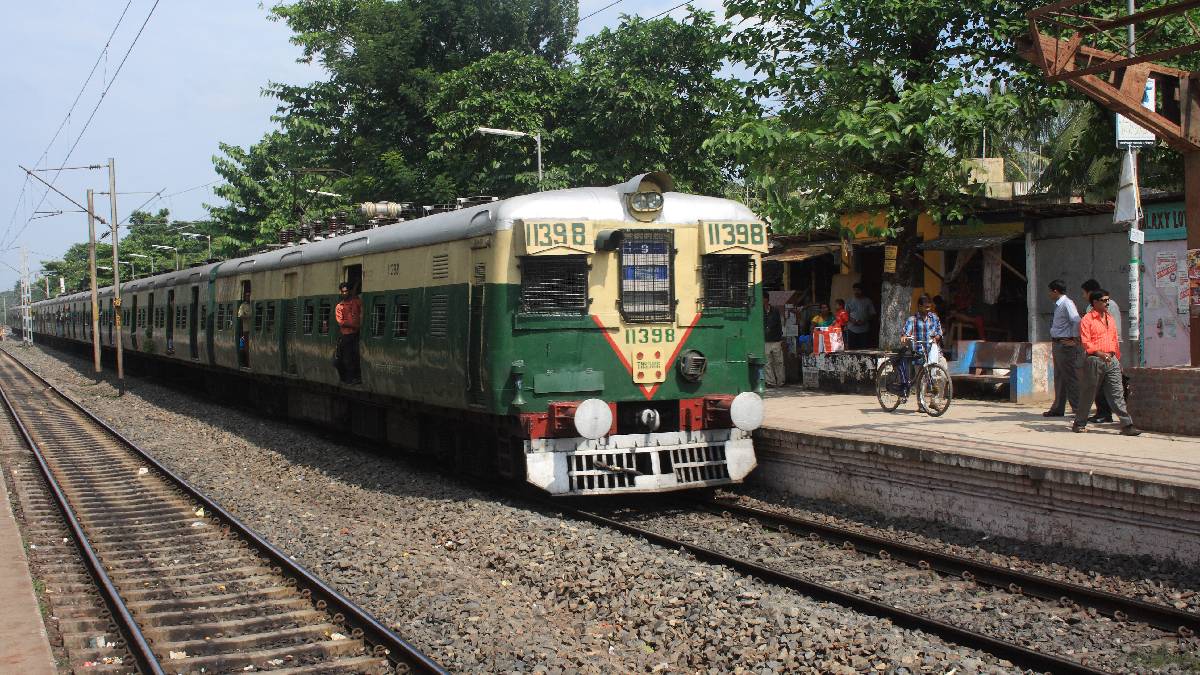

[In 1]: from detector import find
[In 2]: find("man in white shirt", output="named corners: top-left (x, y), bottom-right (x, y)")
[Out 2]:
top-left (1044, 279), bottom-right (1081, 417)
top-left (844, 283), bottom-right (876, 349)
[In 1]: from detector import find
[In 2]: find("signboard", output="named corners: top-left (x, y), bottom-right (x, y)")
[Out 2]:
top-left (883, 245), bottom-right (897, 273)
top-left (700, 221), bottom-right (768, 254)
top-left (1143, 202), bottom-right (1187, 241)
top-left (1156, 251), bottom-right (1180, 287)
top-left (1116, 77), bottom-right (1157, 148)
top-left (520, 220), bottom-right (594, 255)
top-left (1190, 249), bottom-right (1200, 316)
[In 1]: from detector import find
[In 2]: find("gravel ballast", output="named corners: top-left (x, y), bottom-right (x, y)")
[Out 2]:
top-left (4, 343), bottom-right (1184, 672)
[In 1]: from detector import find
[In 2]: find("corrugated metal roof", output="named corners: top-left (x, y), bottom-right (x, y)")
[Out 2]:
top-left (917, 233), bottom-right (1021, 251)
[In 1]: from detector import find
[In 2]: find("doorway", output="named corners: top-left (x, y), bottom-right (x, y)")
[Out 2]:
top-left (237, 280), bottom-right (251, 368)
top-left (189, 286), bottom-right (200, 359)
top-left (282, 272), bottom-right (298, 374)
top-left (166, 290), bottom-right (175, 354)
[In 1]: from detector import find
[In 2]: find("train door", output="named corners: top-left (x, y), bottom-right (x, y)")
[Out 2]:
top-left (467, 248), bottom-right (487, 405)
top-left (147, 293), bottom-right (155, 346)
top-left (130, 295), bottom-right (139, 349)
top-left (281, 272), bottom-right (298, 374)
top-left (166, 290), bottom-right (175, 353)
top-left (189, 286), bottom-right (199, 359)
top-left (237, 279), bottom-right (251, 368)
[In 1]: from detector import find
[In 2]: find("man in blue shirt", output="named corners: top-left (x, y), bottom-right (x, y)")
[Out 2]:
top-left (902, 293), bottom-right (943, 357)
top-left (1044, 279), bottom-right (1082, 417)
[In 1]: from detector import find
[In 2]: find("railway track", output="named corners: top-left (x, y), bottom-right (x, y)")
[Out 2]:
top-left (0, 349), bottom-right (444, 675)
top-left (554, 496), bottom-right (1197, 675)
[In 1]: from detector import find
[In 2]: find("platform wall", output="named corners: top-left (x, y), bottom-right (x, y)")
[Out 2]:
top-left (1127, 367), bottom-right (1200, 436)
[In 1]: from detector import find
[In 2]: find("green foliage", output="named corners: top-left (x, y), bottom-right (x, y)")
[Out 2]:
top-left (35, 209), bottom-right (214, 295)
top-left (713, 0), bottom-right (1047, 242)
top-left (210, 3), bottom-right (749, 240)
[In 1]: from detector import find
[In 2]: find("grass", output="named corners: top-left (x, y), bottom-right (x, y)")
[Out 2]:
top-left (1130, 645), bottom-right (1200, 671)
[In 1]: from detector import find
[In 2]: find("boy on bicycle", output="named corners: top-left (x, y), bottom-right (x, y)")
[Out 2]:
top-left (901, 293), bottom-right (944, 359)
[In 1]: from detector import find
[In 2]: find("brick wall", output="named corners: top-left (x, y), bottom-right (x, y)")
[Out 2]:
top-left (1127, 367), bottom-right (1200, 436)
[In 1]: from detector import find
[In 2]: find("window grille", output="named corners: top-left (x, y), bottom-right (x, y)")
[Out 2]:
top-left (302, 301), bottom-right (314, 334)
top-left (429, 294), bottom-right (449, 337)
top-left (431, 253), bottom-right (450, 280)
top-left (371, 300), bottom-right (387, 337)
top-left (264, 303), bottom-right (276, 334)
top-left (201, 305), bottom-right (207, 331)
top-left (254, 303), bottom-right (265, 332)
top-left (519, 256), bottom-right (588, 315)
top-left (392, 298), bottom-right (410, 338)
top-left (318, 300), bottom-right (331, 335)
top-left (137, 308), bottom-right (145, 328)
top-left (618, 229), bottom-right (674, 323)
top-left (701, 255), bottom-right (755, 309)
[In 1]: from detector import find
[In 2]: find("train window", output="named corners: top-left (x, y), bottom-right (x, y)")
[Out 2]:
top-left (201, 305), bottom-right (207, 331)
top-left (215, 305), bottom-right (225, 331)
top-left (370, 300), bottom-right (387, 337)
top-left (264, 303), bottom-right (276, 334)
top-left (518, 256), bottom-right (588, 316)
top-left (392, 297), bottom-right (409, 338)
top-left (318, 300), bottom-right (331, 335)
top-left (618, 229), bottom-right (674, 323)
top-left (137, 308), bottom-right (146, 328)
top-left (254, 302), bottom-right (265, 333)
top-left (302, 301), bottom-right (314, 334)
top-left (429, 294), bottom-right (449, 337)
top-left (701, 255), bottom-right (755, 309)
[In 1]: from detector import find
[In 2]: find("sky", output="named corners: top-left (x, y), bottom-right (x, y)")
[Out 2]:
top-left (0, 0), bottom-right (729, 290)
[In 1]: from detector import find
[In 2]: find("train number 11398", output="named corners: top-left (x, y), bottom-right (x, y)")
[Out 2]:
top-left (525, 221), bottom-right (588, 249)
top-left (705, 221), bottom-right (765, 249)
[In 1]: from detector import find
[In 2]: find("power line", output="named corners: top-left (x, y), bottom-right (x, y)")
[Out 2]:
top-left (0, 1), bottom-right (134, 246)
top-left (648, 1), bottom-right (691, 21)
top-left (580, 0), bottom-right (626, 23)
top-left (2, 0), bottom-right (162, 252)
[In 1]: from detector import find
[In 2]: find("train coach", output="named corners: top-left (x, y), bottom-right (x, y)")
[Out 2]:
top-left (19, 172), bottom-right (768, 496)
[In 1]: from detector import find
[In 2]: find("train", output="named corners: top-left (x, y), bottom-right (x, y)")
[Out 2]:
top-left (13, 172), bottom-right (768, 495)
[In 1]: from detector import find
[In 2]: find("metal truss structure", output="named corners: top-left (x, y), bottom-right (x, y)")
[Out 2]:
top-left (1023, 1), bottom-right (1200, 365)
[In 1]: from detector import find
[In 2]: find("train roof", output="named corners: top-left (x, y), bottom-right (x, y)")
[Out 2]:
top-left (33, 179), bottom-right (757, 306)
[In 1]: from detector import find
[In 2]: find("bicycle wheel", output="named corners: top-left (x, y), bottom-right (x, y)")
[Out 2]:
top-left (917, 363), bottom-right (953, 417)
top-left (875, 360), bottom-right (903, 412)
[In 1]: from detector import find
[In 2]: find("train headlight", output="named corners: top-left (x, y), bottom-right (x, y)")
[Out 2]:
top-left (629, 191), bottom-right (664, 211)
top-left (619, 172), bottom-right (673, 222)
top-left (574, 398), bottom-right (613, 440)
top-left (729, 392), bottom-right (764, 431)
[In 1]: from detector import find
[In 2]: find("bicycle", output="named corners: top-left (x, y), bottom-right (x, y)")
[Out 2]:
top-left (875, 340), bottom-right (953, 417)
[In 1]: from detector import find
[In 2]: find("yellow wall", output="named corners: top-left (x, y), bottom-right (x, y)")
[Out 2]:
top-left (838, 211), bottom-right (943, 310)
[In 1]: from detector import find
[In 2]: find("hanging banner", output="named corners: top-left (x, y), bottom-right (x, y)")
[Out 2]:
top-left (1156, 251), bottom-right (1180, 287)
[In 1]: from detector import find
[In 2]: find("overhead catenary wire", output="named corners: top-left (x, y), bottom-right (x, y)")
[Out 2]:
top-left (0, 1), bottom-right (134, 246)
top-left (2, 0), bottom-right (162, 253)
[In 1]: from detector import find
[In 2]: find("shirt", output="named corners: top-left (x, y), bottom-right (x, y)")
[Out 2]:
top-left (902, 312), bottom-right (943, 355)
top-left (237, 301), bottom-right (252, 320)
top-left (1080, 308), bottom-right (1120, 360)
top-left (1049, 294), bottom-right (1080, 338)
top-left (834, 308), bottom-right (850, 328)
top-left (845, 296), bottom-right (875, 334)
top-left (335, 296), bottom-right (362, 335)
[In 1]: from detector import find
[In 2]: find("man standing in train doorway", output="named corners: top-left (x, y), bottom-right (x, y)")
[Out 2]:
top-left (335, 282), bottom-right (362, 385)
top-left (237, 286), bottom-right (252, 368)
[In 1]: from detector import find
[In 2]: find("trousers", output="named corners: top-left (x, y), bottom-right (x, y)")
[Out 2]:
top-left (335, 332), bottom-right (361, 383)
top-left (1074, 355), bottom-right (1132, 428)
top-left (1049, 341), bottom-right (1081, 415)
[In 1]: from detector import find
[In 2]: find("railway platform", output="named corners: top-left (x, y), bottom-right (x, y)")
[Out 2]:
top-left (752, 388), bottom-right (1200, 563)
top-left (0, 466), bottom-right (56, 674)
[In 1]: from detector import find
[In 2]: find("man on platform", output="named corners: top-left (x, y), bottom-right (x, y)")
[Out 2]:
top-left (334, 282), bottom-right (362, 385)
top-left (845, 283), bottom-right (875, 349)
top-left (1073, 289), bottom-right (1140, 436)
top-left (1043, 279), bottom-right (1081, 418)
top-left (1081, 278), bottom-right (1123, 424)
top-left (762, 290), bottom-right (785, 387)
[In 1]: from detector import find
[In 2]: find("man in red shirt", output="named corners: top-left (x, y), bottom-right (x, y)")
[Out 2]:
top-left (1073, 289), bottom-right (1139, 435)
top-left (334, 282), bottom-right (362, 385)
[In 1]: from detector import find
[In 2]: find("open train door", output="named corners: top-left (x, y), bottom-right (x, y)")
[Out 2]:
top-left (282, 272), bottom-right (298, 374)
top-left (467, 245), bottom-right (487, 405)
top-left (189, 286), bottom-right (200, 359)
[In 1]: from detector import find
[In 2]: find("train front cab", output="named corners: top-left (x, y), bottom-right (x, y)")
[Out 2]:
top-left (503, 175), bottom-right (767, 496)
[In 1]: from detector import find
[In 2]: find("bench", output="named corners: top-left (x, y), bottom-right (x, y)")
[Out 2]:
top-left (946, 341), bottom-right (1053, 403)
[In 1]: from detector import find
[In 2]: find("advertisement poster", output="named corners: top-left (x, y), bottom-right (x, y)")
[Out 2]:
top-left (1181, 284), bottom-right (1191, 315)
top-left (1156, 251), bottom-right (1180, 287)
top-left (1189, 249), bottom-right (1200, 314)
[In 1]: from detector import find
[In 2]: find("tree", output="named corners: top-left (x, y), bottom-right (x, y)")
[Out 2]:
top-left (713, 0), bottom-right (1045, 345)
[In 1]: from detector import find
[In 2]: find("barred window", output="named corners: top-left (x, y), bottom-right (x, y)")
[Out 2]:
top-left (392, 297), bottom-right (410, 338)
top-left (302, 301), bottom-right (314, 334)
top-left (429, 294), bottom-right (449, 337)
top-left (264, 303), bottom-right (276, 334)
top-left (701, 255), bottom-right (755, 309)
top-left (201, 305), bottom-right (207, 331)
top-left (318, 300), bottom-right (331, 335)
top-left (215, 305), bottom-right (224, 331)
top-left (254, 303), bottom-right (265, 332)
top-left (370, 299), bottom-right (387, 337)
top-left (137, 308), bottom-right (146, 328)
top-left (618, 229), bottom-right (674, 323)
top-left (519, 256), bottom-right (588, 315)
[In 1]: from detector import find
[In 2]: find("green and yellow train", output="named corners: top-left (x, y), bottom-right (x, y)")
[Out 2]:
top-left (18, 173), bottom-right (767, 495)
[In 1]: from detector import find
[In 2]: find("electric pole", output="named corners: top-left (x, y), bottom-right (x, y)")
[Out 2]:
top-left (87, 189), bottom-right (102, 377)
top-left (20, 247), bottom-right (32, 345)
top-left (109, 157), bottom-right (125, 394)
